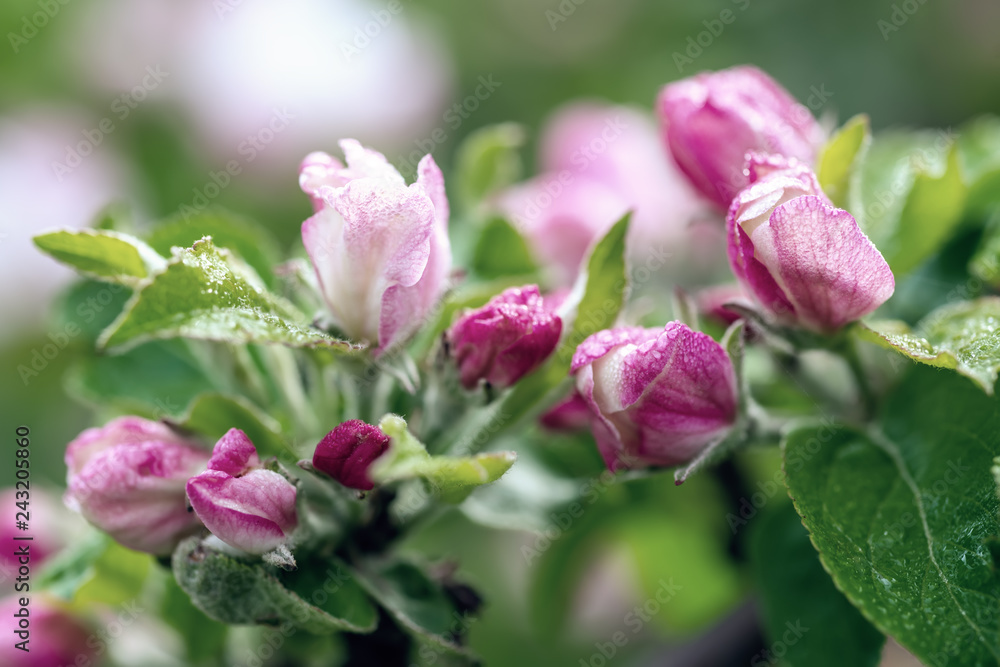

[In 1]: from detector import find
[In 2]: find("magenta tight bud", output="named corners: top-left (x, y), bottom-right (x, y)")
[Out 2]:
top-left (446, 285), bottom-right (562, 390)
top-left (312, 420), bottom-right (391, 490)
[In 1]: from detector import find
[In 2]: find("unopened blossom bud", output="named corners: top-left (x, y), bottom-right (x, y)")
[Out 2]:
top-left (312, 420), bottom-right (391, 490)
top-left (299, 139), bottom-right (451, 353)
top-left (0, 596), bottom-right (97, 667)
top-left (186, 429), bottom-right (298, 555)
top-left (572, 322), bottom-right (738, 471)
top-left (64, 417), bottom-right (210, 555)
top-left (539, 392), bottom-right (591, 432)
top-left (446, 285), bottom-right (562, 390)
top-left (657, 65), bottom-right (825, 208)
top-left (727, 154), bottom-right (894, 332)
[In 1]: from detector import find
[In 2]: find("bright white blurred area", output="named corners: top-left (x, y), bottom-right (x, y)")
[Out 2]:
top-left (73, 0), bottom-right (453, 178)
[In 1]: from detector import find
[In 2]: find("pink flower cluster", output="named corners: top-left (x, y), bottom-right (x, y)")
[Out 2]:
top-left (62, 62), bottom-right (900, 556)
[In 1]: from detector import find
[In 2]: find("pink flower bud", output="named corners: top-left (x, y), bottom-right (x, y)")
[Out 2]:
top-left (312, 420), bottom-right (391, 490)
top-left (63, 417), bottom-right (210, 555)
top-left (499, 103), bottom-right (703, 286)
top-left (727, 154), bottom-right (894, 332)
top-left (446, 285), bottom-right (562, 390)
top-left (571, 322), bottom-right (738, 471)
top-left (0, 595), bottom-right (97, 667)
top-left (657, 65), bottom-right (825, 209)
top-left (299, 139), bottom-right (451, 353)
top-left (539, 392), bottom-right (591, 432)
top-left (186, 429), bottom-right (298, 555)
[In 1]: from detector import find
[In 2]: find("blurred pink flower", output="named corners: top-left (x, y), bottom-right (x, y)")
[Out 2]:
top-left (499, 103), bottom-right (706, 285)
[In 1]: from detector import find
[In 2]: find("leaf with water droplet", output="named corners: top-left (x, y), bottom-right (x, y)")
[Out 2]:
top-left (784, 366), bottom-right (1000, 666)
top-left (857, 297), bottom-right (1000, 394)
top-left (98, 238), bottom-right (359, 353)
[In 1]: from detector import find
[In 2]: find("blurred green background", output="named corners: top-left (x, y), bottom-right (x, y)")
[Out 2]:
top-left (1, 0), bottom-right (995, 664)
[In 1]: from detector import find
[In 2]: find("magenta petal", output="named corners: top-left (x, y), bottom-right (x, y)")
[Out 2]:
top-left (539, 392), bottom-right (592, 432)
top-left (312, 420), bottom-right (391, 490)
top-left (0, 597), bottom-right (96, 667)
top-left (572, 322), bottom-right (738, 471)
top-left (622, 324), bottom-right (738, 466)
top-left (755, 196), bottom-right (895, 331)
top-left (207, 428), bottom-right (259, 475)
top-left (187, 469), bottom-right (297, 555)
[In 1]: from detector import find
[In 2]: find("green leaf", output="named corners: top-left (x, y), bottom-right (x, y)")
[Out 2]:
top-left (959, 115), bottom-right (1000, 220)
top-left (849, 130), bottom-right (966, 276)
top-left (38, 532), bottom-right (152, 608)
top-left (172, 537), bottom-right (377, 634)
top-left (783, 366), bottom-right (1000, 667)
top-left (817, 114), bottom-right (870, 208)
top-left (372, 415), bottom-right (516, 503)
top-left (958, 115), bottom-right (1000, 184)
top-left (500, 213), bottom-right (631, 424)
top-left (750, 503), bottom-right (884, 667)
top-left (34, 229), bottom-right (164, 286)
top-left (970, 212), bottom-right (1000, 288)
top-left (454, 122), bottom-right (524, 210)
top-left (890, 147), bottom-right (967, 275)
top-left (146, 208), bottom-right (281, 288)
top-left (858, 297), bottom-right (1000, 394)
top-left (74, 540), bottom-right (152, 607)
top-left (98, 238), bottom-right (357, 353)
top-left (179, 393), bottom-right (291, 460)
top-left (35, 531), bottom-right (111, 600)
top-left (68, 340), bottom-right (221, 419)
top-left (160, 574), bottom-right (229, 664)
top-left (353, 559), bottom-right (472, 657)
top-left (471, 216), bottom-right (537, 279)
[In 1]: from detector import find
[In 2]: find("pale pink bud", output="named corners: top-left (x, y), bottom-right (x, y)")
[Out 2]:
top-left (299, 139), bottom-right (451, 353)
top-left (572, 322), bottom-right (738, 471)
top-left (446, 285), bottom-right (562, 390)
top-left (186, 429), bottom-right (298, 555)
top-left (312, 420), bottom-right (390, 490)
top-left (657, 65), bottom-right (825, 208)
top-left (63, 417), bottom-right (210, 555)
top-left (727, 154), bottom-right (894, 332)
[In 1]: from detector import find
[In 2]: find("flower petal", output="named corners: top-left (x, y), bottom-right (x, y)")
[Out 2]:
top-left (207, 428), bottom-right (260, 476)
top-left (754, 196), bottom-right (895, 331)
top-left (186, 469), bottom-right (297, 554)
